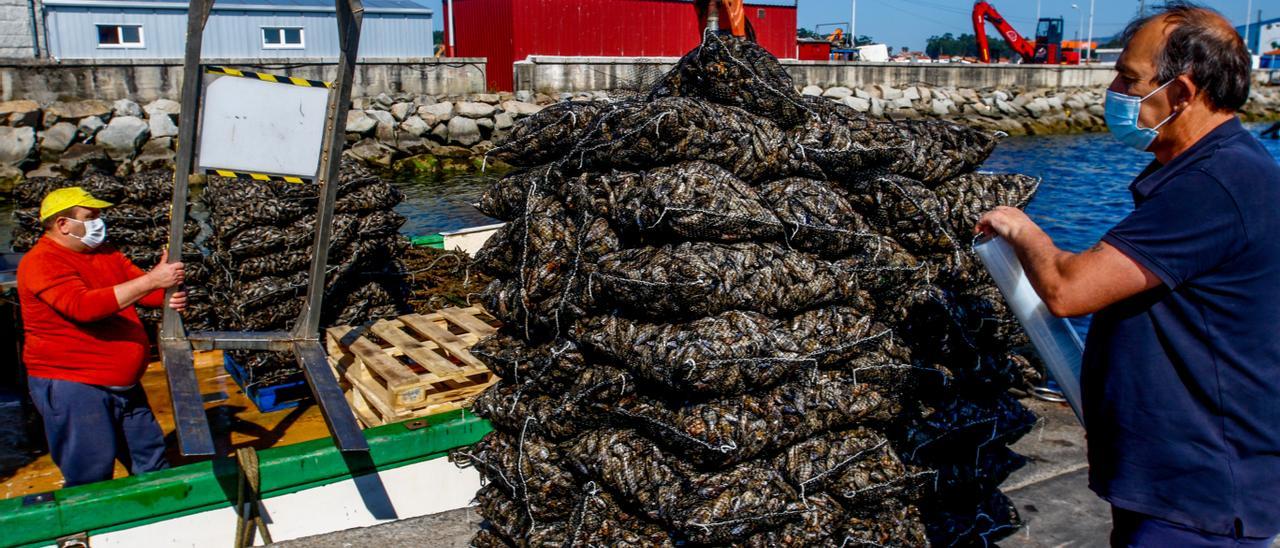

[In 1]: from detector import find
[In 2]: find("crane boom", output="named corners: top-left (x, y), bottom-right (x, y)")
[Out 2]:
top-left (972, 0), bottom-right (1035, 63)
top-left (695, 0), bottom-right (747, 37)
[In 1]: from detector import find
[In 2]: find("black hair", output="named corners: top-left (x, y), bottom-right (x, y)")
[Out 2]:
top-left (1121, 1), bottom-right (1252, 111)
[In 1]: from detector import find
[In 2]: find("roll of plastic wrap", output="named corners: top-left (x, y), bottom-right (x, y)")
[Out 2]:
top-left (973, 235), bottom-right (1084, 424)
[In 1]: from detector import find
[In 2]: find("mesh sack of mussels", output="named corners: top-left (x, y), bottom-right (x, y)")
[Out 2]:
top-left (202, 159), bottom-right (411, 387)
top-left (453, 33), bottom-right (1046, 547)
top-left (9, 170), bottom-right (215, 331)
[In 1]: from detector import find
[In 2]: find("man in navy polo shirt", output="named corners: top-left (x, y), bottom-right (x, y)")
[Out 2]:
top-left (976, 2), bottom-right (1280, 546)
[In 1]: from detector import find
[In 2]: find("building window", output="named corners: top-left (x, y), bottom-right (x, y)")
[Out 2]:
top-left (758, 8), bottom-right (765, 19)
top-left (262, 27), bottom-right (305, 49)
top-left (96, 24), bottom-right (144, 48)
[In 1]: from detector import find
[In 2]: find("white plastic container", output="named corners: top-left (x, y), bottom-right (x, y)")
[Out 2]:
top-left (973, 235), bottom-right (1085, 424)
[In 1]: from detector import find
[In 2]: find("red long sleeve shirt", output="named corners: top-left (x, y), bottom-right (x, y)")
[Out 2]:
top-left (17, 236), bottom-right (164, 387)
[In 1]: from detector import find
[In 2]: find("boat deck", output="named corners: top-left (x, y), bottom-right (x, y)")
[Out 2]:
top-left (1, 351), bottom-right (334, 500)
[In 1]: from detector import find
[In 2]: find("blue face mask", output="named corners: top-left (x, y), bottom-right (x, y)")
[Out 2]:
top-left (1104, 79), bottom-right (1178, 151)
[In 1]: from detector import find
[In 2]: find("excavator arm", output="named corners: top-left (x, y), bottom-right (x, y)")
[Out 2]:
top-left (695, 0), bottom-right (747, 37)
top-left (973, 1), bottom-right (1035, 63)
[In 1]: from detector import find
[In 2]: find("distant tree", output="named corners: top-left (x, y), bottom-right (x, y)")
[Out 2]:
top-left (854, 35), bottom-right (875, 46)
top-left (798, 28), bottom-right (821, 39)
top-left (434, 30), bottom-right (444, 46)
top-left (927, 32), bottom-right (1018, 60)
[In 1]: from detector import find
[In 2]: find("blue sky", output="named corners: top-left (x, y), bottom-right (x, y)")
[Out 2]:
top-left (416, 0), bottom-right (1270, 51)
top-left (797, 0), bottom-right (1267, 51)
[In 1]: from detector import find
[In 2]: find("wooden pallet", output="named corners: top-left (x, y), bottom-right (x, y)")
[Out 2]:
top-left (326, 306), bottom-right (499, 427)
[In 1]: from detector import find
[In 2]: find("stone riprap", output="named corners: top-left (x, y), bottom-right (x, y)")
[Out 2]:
top-left (798, 83), bottom-right (1280, 137)
top-left (2, 84), bottom-right (1278, 192)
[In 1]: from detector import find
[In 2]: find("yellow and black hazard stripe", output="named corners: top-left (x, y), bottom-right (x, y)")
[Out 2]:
top-left (206, 169), bottom-right (310, 184)
top-left (205, 66), bottom-right (332, 89)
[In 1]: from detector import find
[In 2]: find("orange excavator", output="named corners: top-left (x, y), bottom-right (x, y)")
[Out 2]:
top-left (694, 0), bottom-right (749, 38)
top-left (972, 0), bottom-right (1080, 65)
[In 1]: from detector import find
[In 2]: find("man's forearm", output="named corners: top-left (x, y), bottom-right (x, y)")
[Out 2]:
top-left (113, 275), bottom-right (160, 310)
top-left (1007, 224), bottom-right (1074, 310)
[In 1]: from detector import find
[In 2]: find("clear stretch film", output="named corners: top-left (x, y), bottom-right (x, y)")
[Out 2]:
top-left (973, 235), bottom-right (1085, 424)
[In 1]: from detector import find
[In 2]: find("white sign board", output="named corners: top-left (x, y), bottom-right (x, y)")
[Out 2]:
top-left (197, 75), bottom-right (330, 178)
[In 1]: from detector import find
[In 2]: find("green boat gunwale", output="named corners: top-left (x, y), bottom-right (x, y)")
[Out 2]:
top-left (0, 410), bottom-right (492, 548)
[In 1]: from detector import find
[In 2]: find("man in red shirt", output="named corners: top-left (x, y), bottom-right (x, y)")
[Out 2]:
top-left (17, 187), bottom-right (188, 487)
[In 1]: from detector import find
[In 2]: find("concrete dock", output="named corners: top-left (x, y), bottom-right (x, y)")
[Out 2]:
top-left (275, 398), bottom-right (1120, 547)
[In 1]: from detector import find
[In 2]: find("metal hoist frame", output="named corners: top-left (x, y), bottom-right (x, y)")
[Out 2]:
top-left (160, 0), bottom-right (369, 456)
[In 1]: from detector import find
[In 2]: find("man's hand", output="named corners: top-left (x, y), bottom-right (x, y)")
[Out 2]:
top-left (975, 206), bottom-right (1038, 242)
top-left (147, 249), bottom-right (185, 290)
top-left (168, 290), bottom-right (188, 312)
top-left (972, 206), bottom-right (1161, 317)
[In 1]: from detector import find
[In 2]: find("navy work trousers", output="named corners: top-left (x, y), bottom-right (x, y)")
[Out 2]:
top-left (1112, 507), bottom-right (1277, 547)
top-left (27, 376), bottom-right (169, 487)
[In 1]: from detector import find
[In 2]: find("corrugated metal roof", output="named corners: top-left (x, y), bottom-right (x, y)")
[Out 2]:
top-left (41, 0), bottom-right (433, 14)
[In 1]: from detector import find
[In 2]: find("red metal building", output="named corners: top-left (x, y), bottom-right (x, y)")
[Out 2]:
top-left (797, 39), bottom-right (831, 61)
top-left (442, 0), bottom-right (798, 91)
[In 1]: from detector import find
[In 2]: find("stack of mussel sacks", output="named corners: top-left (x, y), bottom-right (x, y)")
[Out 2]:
top-left (201, 159), bottom-right (411, 388)
top-left (9, 170), bottom-right (213, 331)
top-left (451, 34), bottom-right (1044, 547)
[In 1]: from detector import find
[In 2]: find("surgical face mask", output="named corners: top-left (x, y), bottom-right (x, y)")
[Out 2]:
top-left (1104, 79), bottom-right (1178, 152)
top-left (68, 217), bottom-right (107, 249)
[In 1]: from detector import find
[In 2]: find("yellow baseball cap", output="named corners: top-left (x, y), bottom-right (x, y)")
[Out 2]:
top-left (39, 187), bottom-right (113, 222)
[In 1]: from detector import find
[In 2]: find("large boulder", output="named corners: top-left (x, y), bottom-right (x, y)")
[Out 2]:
top-left (0, 126), bottom-right (36, 166)
top-left (149, 113), bottom-right (179, 138)
top-left (390, 102), bottom-right (414, 121)
top-left (877, 85), bottom-right (904, 100)
top-left (472, 93), bottom-right (501, 105)
top-left (39, 122), bottom-right (79, 154)
top-left (493, 112), bottom-right (515, 131)
top-left (113, 99), bottom-right (143, 118)
top-left (133, 139), bottom-right (176, 172)
top-left (59, 143), bottom-right (112, 175)
top-left (800, 85), bottom-right (824, 96)
top-left (822, 86), bottom-right (853, 100)
top-left (367, 109), bottom-right (397, 142)
top-left (0, 165), bottom-right (21, 193)
top-left (430, 122), bottom-right (449, 143)
top-left (24, 163), bottom-right (69, 180)
top-left (0, 100), bottom-right (41, 127)
top-left (78, 116), bottom-right (106, 140)
top-left (419, 102), bottom-right (454, 121)
top-left (455, 102), bottom-right (496, 119)
top-left (841, 96), bottom-right (871, 112)
top-left (931, 98), bottom-right (956, 117)
top-left (46, 100), bottom-right (112, 125)
top-left (97, 116), bottom-right (150, 161)
top-left (447, 116), bottom-right (480, 146)
top-left (400, 115), bottom-right (431, 137)
top-left (143, 99), bottom-right (181, 119)
top-left (1024, 97), bottom-right (1050, 119)
top-left (500, 100), bottom-right (543, 117)
top-left (345, 110), bottom-right (376, 134)
top-left (345, 138), bottom-right (395, 168)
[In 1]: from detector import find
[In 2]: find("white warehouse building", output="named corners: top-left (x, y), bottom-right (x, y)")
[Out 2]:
top-left (33, 0), bottom-right (434, 60)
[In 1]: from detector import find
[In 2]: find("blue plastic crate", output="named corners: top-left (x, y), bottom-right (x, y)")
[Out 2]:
top-left (222, 354), bottom-right (312, 413)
